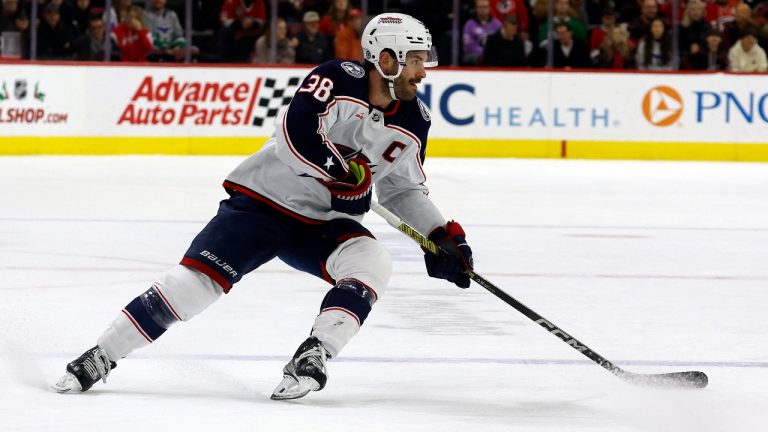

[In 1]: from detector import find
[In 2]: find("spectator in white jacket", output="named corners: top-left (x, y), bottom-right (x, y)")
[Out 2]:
top-left (728, 27), bottom-right (768, 72)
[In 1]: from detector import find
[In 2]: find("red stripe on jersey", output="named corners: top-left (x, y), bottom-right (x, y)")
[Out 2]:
top-left (319, 260), bottom-right (335, 285)
top-left (321, 307), bottom-right (361, 326)
top-left (121, 309), bottom-right (153, 343)
top-left (383, 100), bottom-right (401, 116)
top-left (222, 180), bottom-right (324, 225)
top-left (152, 284), bottom-right (182, 322)
top-left (336, 96), bottom-right (369, 109)
top-left (180, 257), bottom-right (233, 293)
top-left (317, 99), bottom-right (346, 169)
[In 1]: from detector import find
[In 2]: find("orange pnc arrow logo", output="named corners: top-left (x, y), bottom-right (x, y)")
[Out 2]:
top-left (642, 86), bottom-right (683, 127)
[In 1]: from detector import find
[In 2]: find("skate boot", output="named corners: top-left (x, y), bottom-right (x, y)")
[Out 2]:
top-left (52, 346), bottom-right (116, 393)
top-left (271, 337), bottom-right (330, 400)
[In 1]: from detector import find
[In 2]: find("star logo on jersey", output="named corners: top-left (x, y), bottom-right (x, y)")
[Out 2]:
top-left (642, 86), bottom-right (683, 127)
top-left (324, 157), bottom-right (335, 171)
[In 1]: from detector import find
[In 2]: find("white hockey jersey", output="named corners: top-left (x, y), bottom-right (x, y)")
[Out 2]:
top-left (225, 59), bottom-right (445, 235)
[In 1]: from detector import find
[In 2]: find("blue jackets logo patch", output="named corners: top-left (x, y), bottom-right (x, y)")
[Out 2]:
top-left (341, 62), bottom-right (365, 78)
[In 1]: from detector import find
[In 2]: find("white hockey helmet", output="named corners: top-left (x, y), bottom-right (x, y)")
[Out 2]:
top-left (361, 13), bottom-right (438, 82)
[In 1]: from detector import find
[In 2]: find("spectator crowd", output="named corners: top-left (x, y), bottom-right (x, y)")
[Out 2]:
top-left (0, 0), bottom-right (766, 72)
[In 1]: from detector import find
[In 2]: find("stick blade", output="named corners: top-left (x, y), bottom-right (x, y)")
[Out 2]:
top-left (621, 370), bottom-right (709, 389)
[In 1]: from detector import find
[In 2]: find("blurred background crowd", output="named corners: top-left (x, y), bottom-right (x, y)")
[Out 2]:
top-left (0, 0), bottom-right (766, 71)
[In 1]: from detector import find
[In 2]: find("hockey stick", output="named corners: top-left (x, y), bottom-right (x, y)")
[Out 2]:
top-left (371, 201), bottom-right (708, 389)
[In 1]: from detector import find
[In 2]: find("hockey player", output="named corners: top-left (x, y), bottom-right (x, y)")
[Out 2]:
top-left (53, 13), bottom-right (474, 400)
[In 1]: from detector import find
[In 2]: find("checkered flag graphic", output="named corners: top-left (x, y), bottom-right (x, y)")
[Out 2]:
top-left (251, 76), bottom-right (303, 127)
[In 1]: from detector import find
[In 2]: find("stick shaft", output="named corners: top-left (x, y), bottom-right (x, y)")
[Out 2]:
top-left (370, 201), bottom-right (624, 376)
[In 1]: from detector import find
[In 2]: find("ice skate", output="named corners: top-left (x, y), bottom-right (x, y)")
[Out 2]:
top-left (52, 346), bottom-right (116, 393)
top-left (271, 337), bottom-right (330, 400)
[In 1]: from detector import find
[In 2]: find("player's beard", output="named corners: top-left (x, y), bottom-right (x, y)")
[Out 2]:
top-left (393, 74), bottom-right (419, 101)
top-left (381, 75), bottom-right (419, 101)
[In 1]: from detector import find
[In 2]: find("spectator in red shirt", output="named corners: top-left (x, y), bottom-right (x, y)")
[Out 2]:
top-left (219, 0), bottom-right (267, 62)
top-left (489, 0), bottom-right (529, 36)
top-left (706, 0), bottom-right (739, 31)
top-left (590, 9), bottom-right (617, 60)
top-left (319, 0), bottom-right (351, 36)
top-left (112, 5), bottom-right (153, 62)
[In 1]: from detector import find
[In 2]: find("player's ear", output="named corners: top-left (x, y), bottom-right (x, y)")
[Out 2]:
top-left (378, 50), bottom-right (397, 74)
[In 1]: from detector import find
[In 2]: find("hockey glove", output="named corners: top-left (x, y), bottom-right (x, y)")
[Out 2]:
top-left (323, 157), bottom-right (372, 215)
top-left (424, 221), bottom-right (474, 289)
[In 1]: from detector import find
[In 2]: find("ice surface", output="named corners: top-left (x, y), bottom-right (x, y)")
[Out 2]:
top-left (1, 156), bottom-right (767, 431)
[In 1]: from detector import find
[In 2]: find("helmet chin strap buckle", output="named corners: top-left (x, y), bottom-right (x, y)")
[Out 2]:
top-left (387, 80), bottom-right (398, 100)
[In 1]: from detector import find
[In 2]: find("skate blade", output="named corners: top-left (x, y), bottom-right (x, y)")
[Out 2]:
top-left (270, 375), bottom-right (315, 400)
top-left (51, 373), bottom-right (82, 394)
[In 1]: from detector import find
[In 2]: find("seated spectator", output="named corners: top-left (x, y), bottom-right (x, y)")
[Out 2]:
top-left (112, 5), bottom-right (153, 62)
top-left (38, 2), bottom-right (77, 60)
top-left (489, 0), bottom-right (529, 38)
top-left (680, 0), bottom-right (712, 61)
top-left (253, 17), bottom-right (296, 64)
top-left (71, 0), bottom-right (93, 36)
top-left (334, 8), bottom-right (363, 61)
top-left (74, 14), bottom-right (111, 60)
top-left (219, 0), bottom-right (266, 62)
top-left (687, 27), bottom-right (728, 70)
top-left (728, 26), bottom-right (767, 71)
top-left (628, 0), bottom-right (661, 43)
top-left (547, 22), bottom-right (590, 68)
top-left (635, 17), bottom-right (673, 70)
top-left (723, 3), bottom-right (752, 48)
top-left (584, 0), bottom-right (614, 27)
top-left (48, 0), bottom-right (76, 28)
top-left (295, 10), bottom-right (333, 65)
top-left (482, 14), bottom-right (528, 67)
top-left (590, 9), bottom-right (617, 61)
top-left (319, 0), bottom-right (350, 36)
top-left (614, 0), bottom-right (642, 24)
top-left (1, 0), bottom-right (19, 32)
top-left (595, 25), bottom-right (634, 69)
top-left (6, 9), bottom-right (29, 58)
top-left (463, 0), bottom-right (502, 65)
top-left (144, 0), bottom-right (187, 62)
top-left (539, 0), bottom-right (588, 46)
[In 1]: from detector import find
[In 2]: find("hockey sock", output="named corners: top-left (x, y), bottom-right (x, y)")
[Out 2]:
top-left (98, 285), bottom-right (180, 360)
top-left (311, 279), bottom-right (376, 357)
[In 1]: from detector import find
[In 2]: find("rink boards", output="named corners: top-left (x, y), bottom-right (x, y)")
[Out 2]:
top-left (0, 62), bottom-right (766, 161)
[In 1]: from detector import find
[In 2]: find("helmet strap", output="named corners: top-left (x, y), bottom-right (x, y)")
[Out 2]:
top-left (373, 61), bottom-right (404, 101)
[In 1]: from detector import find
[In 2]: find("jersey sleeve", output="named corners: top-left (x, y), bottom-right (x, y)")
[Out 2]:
top-left (274, 61), bottom-right (349, 181)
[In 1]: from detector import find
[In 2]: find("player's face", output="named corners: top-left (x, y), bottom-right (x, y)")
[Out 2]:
top-left (393, 51), bottom-right (427, 101)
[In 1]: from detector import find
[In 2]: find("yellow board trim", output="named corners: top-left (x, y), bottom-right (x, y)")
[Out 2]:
top-left (2, 136), bottom-right (768, 162)
top-left (0, 136), bottom-right (270, 155)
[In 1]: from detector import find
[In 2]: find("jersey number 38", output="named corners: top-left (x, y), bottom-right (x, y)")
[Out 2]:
top-left (298, 74), bottom-right (334, 103)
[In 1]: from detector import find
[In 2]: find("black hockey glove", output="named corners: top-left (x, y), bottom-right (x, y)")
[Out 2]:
top-left (322, 157), bottom-right (372, 215)
top-left (424, 221), bottom-right (474, 289)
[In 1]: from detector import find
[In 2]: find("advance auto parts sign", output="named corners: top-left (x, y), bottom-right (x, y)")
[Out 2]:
top-left (117, 72), bottom-right (303, 131)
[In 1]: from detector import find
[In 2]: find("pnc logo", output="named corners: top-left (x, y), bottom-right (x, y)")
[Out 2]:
top-left (642, 86), bottom-right (683, 127)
